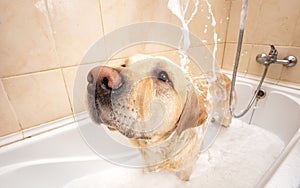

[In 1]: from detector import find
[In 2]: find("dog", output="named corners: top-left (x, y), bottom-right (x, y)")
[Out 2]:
top-left (86, 54), bottom-right (233, 180)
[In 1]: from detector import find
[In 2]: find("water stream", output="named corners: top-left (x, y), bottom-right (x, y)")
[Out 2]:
top-left (167, 0), bottom-right (225, 150)
top-left (167, 0), bottom-right (199, 72)
top-left (168, 0), bottom-right (218, 81)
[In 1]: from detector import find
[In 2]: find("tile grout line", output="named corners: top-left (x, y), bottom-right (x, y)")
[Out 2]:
top-left (225, 41), bottom-right (300, 48)
top-left (98, 0), bottom-right (106, 36)
top-left (40, 0), bottom-right (75, 126)
top-left (0, 79), bottom-right (25, 139)
top-left (220, 0), bottom-right (232, 69)
top-left (42, 0), bottom-right (60, 68)
top-left (2, 44), bottom-right (225, 79)
top-left (0, 62), bottom-right (102, 79)
top-left (0, 115), bottom-right (77, 147)
top-left (243, 43), bottom-right (253, 75)
top-left (289, 5), bottom-right (300, 47)
top-left (59, 69), bottom-right (75, 119)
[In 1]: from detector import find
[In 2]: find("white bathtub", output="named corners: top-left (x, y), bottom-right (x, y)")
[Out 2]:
top-left (0, 76), bottom-right (300, 188)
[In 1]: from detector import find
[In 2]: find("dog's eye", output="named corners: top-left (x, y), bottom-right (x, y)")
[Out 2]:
top-left (158, 71), bottom-right (169, 82)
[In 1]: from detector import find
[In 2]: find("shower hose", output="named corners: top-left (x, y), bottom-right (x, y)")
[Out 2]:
top-left (228, 0), bottom-right (269, 118)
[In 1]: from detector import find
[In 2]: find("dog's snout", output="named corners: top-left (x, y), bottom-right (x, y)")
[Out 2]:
top-left (87, 66), bottom-right (123, 90)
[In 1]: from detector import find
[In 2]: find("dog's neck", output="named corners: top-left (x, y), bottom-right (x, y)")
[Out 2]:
top-left (130, 128), bottom-right (201, 170)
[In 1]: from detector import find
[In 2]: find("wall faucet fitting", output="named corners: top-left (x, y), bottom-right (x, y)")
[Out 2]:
top-left (256, 45), bottom-right (297, 67)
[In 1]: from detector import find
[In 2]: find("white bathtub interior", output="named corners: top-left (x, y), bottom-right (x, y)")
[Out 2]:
top-left (0, 76), bottom-right (300, 188)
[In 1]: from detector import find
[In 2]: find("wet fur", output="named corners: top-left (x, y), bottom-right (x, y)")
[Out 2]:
top-left (86, 54), bottom-right (233, 180)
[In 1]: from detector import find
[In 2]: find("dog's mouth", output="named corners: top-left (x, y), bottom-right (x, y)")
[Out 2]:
top-left (87, 81), bottom-right (153, 140)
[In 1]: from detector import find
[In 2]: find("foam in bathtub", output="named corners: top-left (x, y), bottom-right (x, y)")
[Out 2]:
top-left (64, 119), bottom-right (284, 188)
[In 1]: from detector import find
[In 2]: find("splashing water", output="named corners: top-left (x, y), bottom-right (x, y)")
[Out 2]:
top-left (168, 0), bottom-right (229, 149)
top-left (204, 0), bottom-right (218, 82)
top-left (167, 0), bottom-right (199, 72)
top-left (168, 0), bottom-right (219, 81)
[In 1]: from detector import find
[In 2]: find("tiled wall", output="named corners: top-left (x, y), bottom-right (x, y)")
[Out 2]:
top-left (223, 0), bottom-right (300, 84)
top-left (0, 0), bottom-right (103, 138)
top-left (0, 0), bottom-right (299, 141)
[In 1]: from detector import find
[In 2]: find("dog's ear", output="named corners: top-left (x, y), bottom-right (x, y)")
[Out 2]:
top-left (176, 87), bottom-right (208, 135)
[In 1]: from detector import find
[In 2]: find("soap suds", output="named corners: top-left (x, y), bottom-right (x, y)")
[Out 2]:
top-left (266, 139), bottom-right (300, 188)
top-left (65, 119), bottom-right (284, 188)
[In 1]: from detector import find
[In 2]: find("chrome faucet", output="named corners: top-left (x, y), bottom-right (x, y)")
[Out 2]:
top-left (256, 45), bottom-right (297, 67)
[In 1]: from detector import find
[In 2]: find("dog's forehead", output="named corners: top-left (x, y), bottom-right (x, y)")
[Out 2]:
top-left (128, 56), bottom-right (188, 82)
top-left (126, 55), bottom-right (191, 105)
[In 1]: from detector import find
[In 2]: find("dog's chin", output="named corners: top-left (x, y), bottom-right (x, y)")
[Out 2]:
top-left (88, 108), bottom-right (152, 140)
top-left (87, 93), bottom-right (153, 140)
top-left (101, 121), bottom-right (152, 140)
top-left (117, 126), bottom-right (152, 140)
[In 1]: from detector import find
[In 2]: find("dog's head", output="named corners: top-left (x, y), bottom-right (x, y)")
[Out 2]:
top-left (86, 55), bottom-right (207, 144)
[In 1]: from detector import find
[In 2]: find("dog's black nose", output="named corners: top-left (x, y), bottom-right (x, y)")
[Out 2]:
top-left (87, 66), bottom-right (123, 91)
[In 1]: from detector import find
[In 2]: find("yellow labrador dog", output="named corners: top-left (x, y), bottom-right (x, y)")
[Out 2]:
top-left (86, 54), bottom-right (233, 180)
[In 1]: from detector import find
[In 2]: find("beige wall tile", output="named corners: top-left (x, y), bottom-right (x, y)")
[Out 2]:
top-left (226, 0), bottom-right (260, 43)
top-left (2, 70), bottom-right (72, 129)
top-left (154, 45), bottom-right (223, 76)
top-left (251, 0), bottom-right (300, 46)
top-left (100, 0), bottom-right (228, 55)
top-left (292, 16), bottom-right (300, 47)
top-left (280, 47), bottom-right (300, 83)
top-left (188, 0), bottom-right (215, 45)
top-left (0, 80), bottom-right (21, 137)
top-left (189, 44), bottom-right (224, 76)
top-left (47, 0), bottom-right (103, 67)
top-left (207, 43), bottom-right (225, 68)
top-left (189, 0), bottom-right (230, 45)
top-left (143, 43), bottom-right (174, 54)
top-left (112, 43), bottom-right (174, 60)
top-left (222, 43), bottom-right (251, 73)
top-left (100, 0), bottom-right (180, 34)
top-left (227, 0), bottom-right (300, 45)
top-left (153, 50), bottom-right (182, 65)
top-left (63, 66), bottom-right (81, 113)
top-left (63, 63), bottom-right (102, 113)
top-left (223, 0), bottom-right (238, 43)
top-left (0, 0), bottom-right (59, 77)
top-left (213, 0), bottom-right (231, 44)
top-left (63, 66), bottom-right (78, 110)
